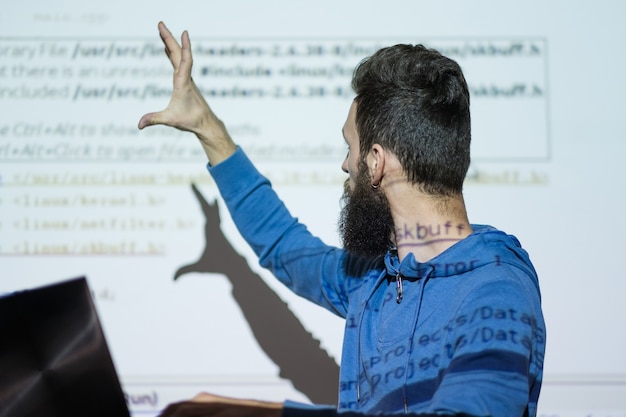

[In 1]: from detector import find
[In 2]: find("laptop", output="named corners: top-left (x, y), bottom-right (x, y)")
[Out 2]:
top-left (0, 277), bottom-right (132, 417)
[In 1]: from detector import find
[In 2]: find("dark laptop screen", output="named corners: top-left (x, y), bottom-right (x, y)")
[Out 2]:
top-left (0, 277), bottom-right (131, 417)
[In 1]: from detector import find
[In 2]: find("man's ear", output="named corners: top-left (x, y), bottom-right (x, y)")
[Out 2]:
top-left (367, 143), bottom-right (385, 187)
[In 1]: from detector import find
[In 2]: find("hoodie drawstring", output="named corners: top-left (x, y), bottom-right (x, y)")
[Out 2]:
top-left (356, 275), bottom-right (387, 405)
top-left (396, 273), bottom-right (403, 303)
top-left (400, 267), bottom-right (433, 413)
top-left (356, 254), bottom-right (433, 413)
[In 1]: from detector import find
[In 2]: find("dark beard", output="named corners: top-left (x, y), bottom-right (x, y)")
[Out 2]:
top-left (338, 169), bottom-right (394, 258)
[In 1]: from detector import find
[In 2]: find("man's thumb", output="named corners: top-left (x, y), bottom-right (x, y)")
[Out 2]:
top-left (138, 111), bottom-right (163, 130)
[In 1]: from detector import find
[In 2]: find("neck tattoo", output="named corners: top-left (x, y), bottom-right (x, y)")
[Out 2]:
top-left (395, 221), bottom-right (467, 248)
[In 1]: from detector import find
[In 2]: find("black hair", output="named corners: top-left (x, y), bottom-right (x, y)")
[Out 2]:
top-left (351, 44), bottom-right (471, 196)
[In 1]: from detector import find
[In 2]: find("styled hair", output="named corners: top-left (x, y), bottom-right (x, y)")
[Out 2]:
top-left (351, 44), bottom-right (471, 196)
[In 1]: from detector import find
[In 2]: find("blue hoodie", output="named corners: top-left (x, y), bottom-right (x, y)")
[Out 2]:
top-left (208, 148), bottom-right (546, 417)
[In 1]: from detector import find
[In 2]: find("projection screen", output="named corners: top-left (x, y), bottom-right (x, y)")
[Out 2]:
top-left (1, 1), bottom-right (625, 415)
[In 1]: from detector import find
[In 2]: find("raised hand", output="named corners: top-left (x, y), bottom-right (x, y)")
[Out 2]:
top-left (138, 22), bottom-right (236, 164)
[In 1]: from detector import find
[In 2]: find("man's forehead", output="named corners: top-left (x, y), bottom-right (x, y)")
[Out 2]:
top-left (343, 102), bottom-right (358, 136)
top-left (348, 100), bottom-right (358, 117)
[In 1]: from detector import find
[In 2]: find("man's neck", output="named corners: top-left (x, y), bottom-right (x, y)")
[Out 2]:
top-left (386, 183), bottom-right (472, 263)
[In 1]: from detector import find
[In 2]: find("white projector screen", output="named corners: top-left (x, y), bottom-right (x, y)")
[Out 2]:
top-left (1, 1), bottom-right (625, 416)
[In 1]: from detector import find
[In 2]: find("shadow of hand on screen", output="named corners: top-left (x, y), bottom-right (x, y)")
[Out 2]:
top-left (173, 183), bottom-right (340, 405)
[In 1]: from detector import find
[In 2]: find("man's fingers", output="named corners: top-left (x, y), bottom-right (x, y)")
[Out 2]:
top-left (158, 21), bottom-right (182, 69)
top-left (178, 30), bottom-right (193, 78)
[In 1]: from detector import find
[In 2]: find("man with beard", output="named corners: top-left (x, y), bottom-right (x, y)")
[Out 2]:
top-left (139, 22), bottom-right (545, 417)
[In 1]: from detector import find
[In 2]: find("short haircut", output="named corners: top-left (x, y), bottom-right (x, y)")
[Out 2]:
top-left (352, 44), bottom-right (471, 196)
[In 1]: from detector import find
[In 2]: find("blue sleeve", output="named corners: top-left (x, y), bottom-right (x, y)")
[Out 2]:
top-left (208, 147), bottom-right (349, 318)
